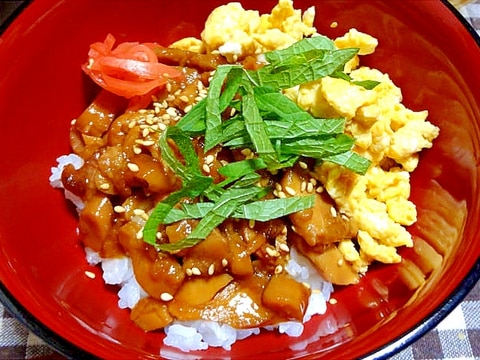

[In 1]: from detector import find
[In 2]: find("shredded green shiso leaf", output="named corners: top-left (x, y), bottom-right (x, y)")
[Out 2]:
top-left (143, 36), bottom-right (377, 252)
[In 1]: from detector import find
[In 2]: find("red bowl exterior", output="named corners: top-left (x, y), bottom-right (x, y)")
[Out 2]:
top-left (0, 0), bottom-right (479, 359)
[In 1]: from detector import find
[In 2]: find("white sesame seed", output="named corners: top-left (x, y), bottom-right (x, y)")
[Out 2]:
top-left (133, 208), bottom-right (146, 216)
top-left (84, 270), bottom-right (96, 279)
top-left (306, 182), bottom-right (314, 193)
top-left (191, 267), bottom-right (201, 276)
top-left (329, 298), bottom-right (338, 305)
top-left (127, 163), bottom-right (140, 172)
top-left (160, 292), bottom-right (174, 301)
top-left (202, 164), bottom-right (211, 173)
top-left (330, 206), bottom-right (338, 218)
top-left (166, 107), bottom-right (178, 117)
top-left (141, 140), bottom-right (155, 146)
top-left (266, 247), bottom-right (279, 257)
top-left (277, 191), bottom-right (286, 199)
top-left (274, 265), bottom-right (283, 274)
top-left (114, 205), bottom-right (126, 213)
top-left (136, 229), bottom-right (143, 239)
top-left (184, 104), bottom-right (193, 113)
top-left (299, 161), bottom-right (308, 170)
top-left (179, 95), bottom-right (189, 103)
top-left (208, 264), bottom-right (215, 275)
top-left (279, 243), bottom-right (290, 252)
top-left (284, 186), bottom-right (296, 196)
top-left (99, 183), bottom-right (110, 190)
top-left (205, 154), bottom-right (215, 164)
top-left (186, 268), bottom-right (193, 276)
top-left (301, 181), bottom-right (307, 192)
top-left (221, 258), bottom-right (228, 267)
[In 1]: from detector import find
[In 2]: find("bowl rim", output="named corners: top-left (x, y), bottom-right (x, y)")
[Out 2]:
top-left (0, 0), bottom-right (479, 359)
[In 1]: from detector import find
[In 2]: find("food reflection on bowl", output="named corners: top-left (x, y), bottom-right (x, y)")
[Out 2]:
top-left (0, 0), bottom-right (479, 359)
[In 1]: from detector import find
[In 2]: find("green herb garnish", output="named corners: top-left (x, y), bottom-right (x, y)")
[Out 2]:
top-left (143, 37), bottom-right (374, 252)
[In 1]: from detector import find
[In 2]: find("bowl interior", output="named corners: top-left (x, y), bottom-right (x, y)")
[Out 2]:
top-left (0, 0), bottom-right (479, 359)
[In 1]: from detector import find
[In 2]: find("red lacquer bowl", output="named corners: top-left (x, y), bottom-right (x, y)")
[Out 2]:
top-left (0, 0), bottom-right (479, 359)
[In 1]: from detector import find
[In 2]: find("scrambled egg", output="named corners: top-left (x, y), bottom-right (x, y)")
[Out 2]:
top-left (171, 0), bottom-right (316, 62)
top-left (172, 0), bottom-right (440, 274)
top-left (290, 33), bottom-right (440, 272)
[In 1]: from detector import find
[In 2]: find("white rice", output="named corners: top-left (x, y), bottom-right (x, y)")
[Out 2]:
top-left (50, 154), bottom-right (85, 211)
top-left (50, 155), bottom-right (335, 353)
top-left (88, 247), bottom-right (333, 352)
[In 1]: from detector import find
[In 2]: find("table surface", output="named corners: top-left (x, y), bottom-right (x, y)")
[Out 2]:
top-left (1, 1), bottom-right (480, 359)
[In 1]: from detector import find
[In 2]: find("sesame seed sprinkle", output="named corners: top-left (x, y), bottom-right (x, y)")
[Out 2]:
top-left (114, 205), bottom-right (126, 213)
top-left (160, 292), bottom-right (174, 301)
top-left (284, 186), bottom-right (296, 196)
top-left (133, 209), bottom-right (146, 216)
top-left (84, 270), bottom-right (96, 279)
top-left (279, 243), bottom-right (290, 252)
top-left (306, 182), bottom-right (314, 193)
top-left (330, 206), bottom-right (338, 218)
top-left (266, 246), bottom-right (280, 257)
top-left (208, 264), bottom-right (215, 275)
top-left (301, 181), bottom-right (307, 192)
top-left (205, 154), bottom-right (215, 164)
top-left (127, 163), bottom-right (140, 172)
top-left (274, 265), bottom-right (283, 274)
